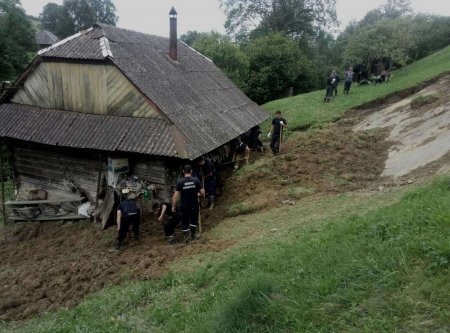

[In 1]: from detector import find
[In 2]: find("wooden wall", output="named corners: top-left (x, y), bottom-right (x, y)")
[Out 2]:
top-left (11, 62), bottom-right (159, 118)
top-left (13, 144), bottom-right (101, 201)
top-left (12, 142), bottom-right (179, 204)
top-left (131, 157), bottom-right (180, 203)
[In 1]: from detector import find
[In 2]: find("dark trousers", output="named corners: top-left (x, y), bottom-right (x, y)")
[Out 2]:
top-left (117, 214), bottom-right (140, 242)
top-left (270, 133), bottom-right (280, 152)
top-left (344, 81), bottom-right (352, 94)
top-left (324, 85), bottom-right (333, 101)
top-left (180, 206), bottom-right (199, 231)
top-left (164, 214), bottom-right (181, 236)
top-left (204, 177), bottom-right (216, 198)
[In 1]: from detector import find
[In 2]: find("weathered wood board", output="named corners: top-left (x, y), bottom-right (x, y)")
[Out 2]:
top-left (11, 62), bottom-right (159, 118)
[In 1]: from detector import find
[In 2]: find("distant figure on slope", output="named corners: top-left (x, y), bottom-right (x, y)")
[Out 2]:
top-left (324, 72), bottom-right (335, 103)
top-left (268, 110), bottom-right (287, 154)
top-left (343, 66), bottom-right (354, 95)
top-left (333, 71), bottom-right (340, 97)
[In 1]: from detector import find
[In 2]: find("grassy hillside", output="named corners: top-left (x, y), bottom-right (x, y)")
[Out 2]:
top-left (2, 47), bottom-right (450, 333)
top-left (263, 45), bottom-right (450, 131)
top-left (2, 178), bottom-right (449, 332)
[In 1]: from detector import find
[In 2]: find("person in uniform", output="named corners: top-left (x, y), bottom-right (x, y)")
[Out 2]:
top-left (172, 165), bottom-right (204, 243)
top-left (112, 188), bottom-right (140, 251)
top-left (268, 111), bottom-right (288, 154)
top-left (153, 201), bottom-right (180, 244)
top-left (197, 156), bottom-right (216, 209)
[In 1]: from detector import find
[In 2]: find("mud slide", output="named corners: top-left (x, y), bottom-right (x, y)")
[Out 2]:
top-left (354, 75), bottom-right (450, 177)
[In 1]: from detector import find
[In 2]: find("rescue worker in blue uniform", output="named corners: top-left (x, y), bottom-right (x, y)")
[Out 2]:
top-left (112, 188), bottom-right (140, 251)
top-left (172, 165), bottom-right (204, 243)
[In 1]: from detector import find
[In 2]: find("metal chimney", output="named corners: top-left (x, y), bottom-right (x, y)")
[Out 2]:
top-left (169, 7), bottom-right (177, 61)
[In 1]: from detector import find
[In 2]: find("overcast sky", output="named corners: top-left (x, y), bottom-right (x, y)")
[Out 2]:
top-left (21, 0), bottom-right (450, 38)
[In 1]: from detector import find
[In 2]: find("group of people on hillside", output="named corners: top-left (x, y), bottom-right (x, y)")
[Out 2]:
top-left (324, 67), bottom-right (355, 102)
top-left (324, 64), bottom-right (391, 102)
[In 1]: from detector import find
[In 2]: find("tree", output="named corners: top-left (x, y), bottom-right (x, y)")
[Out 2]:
top-left (180, 30), bottom-right (200, 46)
top-left (383, 0), bottom-right (412, 19)
top-left (0, 0), bottom-right (35, 81)
top-left (243, 33), bottom-right (304, 104)
top-left (40, 2), bottom-right (74, 38)
top-left (40, 0), bottom-right (118, 38)
top-left (191, 32), bottom-right (249, 88)
top-left (343, 18), bottom-right (416, 67)
top-left (220, 0), bottom-right (337, 39)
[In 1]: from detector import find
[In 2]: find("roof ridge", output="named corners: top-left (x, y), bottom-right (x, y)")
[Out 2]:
top-left (99, 36), bottom-right (113, 58)
top-left (38, 27), bottom-right (95, 56)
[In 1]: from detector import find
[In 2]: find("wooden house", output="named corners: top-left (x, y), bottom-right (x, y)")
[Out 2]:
top-left (0, 10), bottom-right (268, 222)
top-left (35, 30), bottom-right (60, 50)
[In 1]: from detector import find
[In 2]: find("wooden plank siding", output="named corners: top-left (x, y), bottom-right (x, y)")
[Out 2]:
top-left (14, 144), bottom-right (102, 202)
top-left (11, 142), bottom-right (180, 205)
top-left (11, 62), bottom-right (159, 118)
top-left (131, 158), bottom-right (180, 203)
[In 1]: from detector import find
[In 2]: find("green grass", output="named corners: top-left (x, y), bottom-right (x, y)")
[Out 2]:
top-left (3, 178), bottom-right (449, 332)
top-left (3, 46), bottom-right (450, 333)
top-left (262, 45), bottom-right (450, 131)
top-left (410, 93), bottom-right (440, 109)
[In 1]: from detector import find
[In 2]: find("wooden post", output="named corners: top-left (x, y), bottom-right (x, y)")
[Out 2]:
top-left (0, 141), bottom-right (6, 225)
top-left (95, 153), bottom-right (103, 209)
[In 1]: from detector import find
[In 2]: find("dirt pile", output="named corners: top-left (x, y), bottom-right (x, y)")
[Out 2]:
top-left (214, 124), bottom-right (390, 216)
top-left (0, 221), bottom-right (233, 321)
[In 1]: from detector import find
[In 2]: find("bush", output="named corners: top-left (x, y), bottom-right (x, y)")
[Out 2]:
top-left (410, 94), bottom-right (439, 109)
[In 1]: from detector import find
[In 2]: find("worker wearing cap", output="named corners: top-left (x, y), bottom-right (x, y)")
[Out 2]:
top-left (112, 188), bottom-right (141, 251)
top-left (172, 165), bottom-right (204, 243)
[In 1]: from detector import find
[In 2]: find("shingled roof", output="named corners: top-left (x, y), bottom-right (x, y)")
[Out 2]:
top-left (21, 24), bottom-right (267, 159)
top-left (35, 30), bottom-right (59, 47)
top-left (0, 103), bottom-right (176, 156)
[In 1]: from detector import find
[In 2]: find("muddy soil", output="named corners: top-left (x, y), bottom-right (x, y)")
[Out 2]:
top-left (207, 123), bottom-right (391, 223)
top-left (0, 220), bottom-right (233, 321)
top-left (2, 79), bottom-right (450, 322)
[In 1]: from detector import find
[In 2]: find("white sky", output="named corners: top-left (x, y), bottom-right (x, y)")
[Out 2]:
top-left (21, 0), bottom-right (450, 38)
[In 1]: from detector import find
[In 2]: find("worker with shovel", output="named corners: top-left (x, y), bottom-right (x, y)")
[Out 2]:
top-left (172, 165), bottom-right (204, 243)
top-left (268, 110), bottom-right (287, 154)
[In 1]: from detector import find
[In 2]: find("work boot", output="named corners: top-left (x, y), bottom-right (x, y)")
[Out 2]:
top-left (110, 240), bottom-right (121, 252)
top-left (133, 233), bottom-right (139, 241)
top-left (183, 230), bottom-right (190, 244)
top-left (190, 226), bottom-right (197, 241)
top-left (208, 197), bottom-right (215, 210)
top-left (167, 235), bottom-right (176, 245)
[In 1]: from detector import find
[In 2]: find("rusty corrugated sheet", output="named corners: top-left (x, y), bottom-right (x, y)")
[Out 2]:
top-left (0, 104), bottom-right (177, 157)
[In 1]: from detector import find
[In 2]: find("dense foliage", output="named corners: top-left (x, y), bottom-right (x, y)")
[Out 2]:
top-left (182, 0), bottom-right (450, 104)
top-left (40, 0), bottom-right (118, 38)
top-left (0, 0), bottom-right (35, 81)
